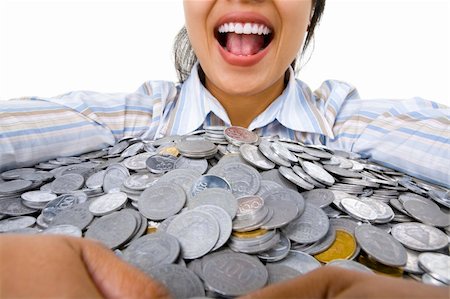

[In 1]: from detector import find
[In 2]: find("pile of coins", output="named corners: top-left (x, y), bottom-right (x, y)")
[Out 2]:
top-left (1, 126), bottom-right (449, 297)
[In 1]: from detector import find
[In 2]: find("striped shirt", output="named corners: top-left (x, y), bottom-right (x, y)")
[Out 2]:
top-left (1, 63), bottom-right (449, 187)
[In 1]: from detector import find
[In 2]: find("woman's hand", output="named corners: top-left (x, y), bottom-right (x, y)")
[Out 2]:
top-left (242, 266), bottom-right (448, 299)
top-left (0, 235), bottom-right (170, 299)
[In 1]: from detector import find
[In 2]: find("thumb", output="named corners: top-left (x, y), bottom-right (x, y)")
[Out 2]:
top-left (76, 238), bottom-right (171, 299)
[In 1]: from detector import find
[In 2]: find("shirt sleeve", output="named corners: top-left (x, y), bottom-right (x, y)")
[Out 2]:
top-left (326, 94), bottom-right (450, 188)
top-left (0, 80), bottom-right (177, 171)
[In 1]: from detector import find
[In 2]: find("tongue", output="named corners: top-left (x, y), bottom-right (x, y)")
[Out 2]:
top-left (226, 32), bottom-right (265, 56)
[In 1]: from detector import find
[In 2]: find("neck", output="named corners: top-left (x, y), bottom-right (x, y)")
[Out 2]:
top-left (205, 75), bottom-right (286, 128)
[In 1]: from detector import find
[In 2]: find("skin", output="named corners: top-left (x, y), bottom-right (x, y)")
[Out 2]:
top-left (1, 235), bottom-right (448, 299)
top-left (1, 1), bottom-right (448, 298)
top-left (183, 0), bottom-right (311, 127)
top-left (0, 235), bottom-right (170, 299)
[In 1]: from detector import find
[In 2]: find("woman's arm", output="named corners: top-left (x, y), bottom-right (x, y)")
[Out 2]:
top-left (0, 81), bottom-right (177, 171)
top-left (322, 84), bottom-right (450, 188)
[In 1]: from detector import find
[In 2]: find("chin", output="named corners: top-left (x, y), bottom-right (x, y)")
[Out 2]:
top-left (218, 80), bottom-right (266, 96)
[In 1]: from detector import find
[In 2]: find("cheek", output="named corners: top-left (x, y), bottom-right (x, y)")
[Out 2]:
top-left (277, 1), bottom-right (311, 55)
top-left (183, 1), bottom-right (214, 56)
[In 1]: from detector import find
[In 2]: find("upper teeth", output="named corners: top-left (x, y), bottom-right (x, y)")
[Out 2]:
top-left (218, 22), bottom-right (272, 35)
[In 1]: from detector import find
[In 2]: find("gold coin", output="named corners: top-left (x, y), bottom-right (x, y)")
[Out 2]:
top-left (232, 229), bottom-right (268, 239)
top-left (358, 254), bottom-right (404, 277)
top-left (158, 147), bottom-right (179, 157)
top-left (314, 230), bottom-right (356, 263)
top-left (146, 227), bottom-right (158, 234)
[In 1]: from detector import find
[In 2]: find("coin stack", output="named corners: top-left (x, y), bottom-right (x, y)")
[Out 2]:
top-left (0, 125), bottom-right (449, 297)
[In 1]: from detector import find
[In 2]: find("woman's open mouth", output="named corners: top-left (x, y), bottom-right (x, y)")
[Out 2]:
top-left (214, 22), bottom-right (274, 56)
top-left (213, 13), bottom-right (275, 67)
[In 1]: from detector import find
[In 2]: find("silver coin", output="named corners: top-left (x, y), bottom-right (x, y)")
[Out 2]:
top-left (146, 154), bottom-right (177, 174)
top-left (167, 209), bottom-right (220, 259)
top-left (302, 161), bottom-right (335, 186)
top-left (418, 252), bottom-right (450, 284)
top-left (42, 224), bottom-right (82, 237)
top-left (301, 189), bottom-right (335, 208)
top-left (297, 225), bottom-right (336, 255)
top-left (190, 175), bottom-right (232, 198)
top-left (123, 152), bottom-right (154, 170)
top-left (50, 202), bottom-right (94, 230)
top-left (21, 191), bottom-right (57, 204)
top-left (296, 165), bottom-right (330, 187)
top-left (274, 250), bottom-right (321, 274)
top-left (85, 170), bottom-right (106, 189)
top-left (260, 169), bottom-right (297, 191)
top-left (103, 164), bottom-right (130, 193)
top-left (391, 222), bottom-right (448, 252)
top-left (235, 195), bottom-right (265, 218)
top-left (403, 199), bottom-right (450, 228)
top-left (42, 193), bottom-right (85, 223)
top-left (266, 264), bottom-right (301, 285)
top-left (175, 156), bottom-right (208, 174)
top-left (1, 168), bottom-right (36, 180)
top-left (120, 142), bottom-right (144, 158)
top-left (108, 140), bottom-right (129, 155)
top-left (258, 140), bottom-right (291, 167)
top-left (428, 189), bottom-right (450, 208)
top-left (147, 264), bottom-right (205, 298)
top-left (276, 140), bottom-right (305, 152)
top-left (232, 206), bottom-right (271, 232)
top-left (0, 197), bottom-right (38, 216)
top-left (326, 259), bottom-right (373, 274)
top-left (51, 174), bottom-right (84, 194)
top-left (422, 273), bottom-right (448, 287)
top-left (188, 188), bottom-right (238, 219)
top-left (278, 166), bottom-right (314, 190)
top-left (177, 140), bottom-right (218, 158)
top-left (85, 210), bottom-right (137, 249)
top-left (229, 230), bottom-right (280, 254)
top-left (295, 152), bottom-right (320, 161)
top-left (0, 179), bottom-right (33, 195)
top-left (217, 153), bottom-right (249, 166)
top-left (322, 164), bottom-right (363, 178)
top-left (0, 216), bottom-right (36, 233)
top-left (89, 192), bottom-right (128, 216)
top-left (258, 233), bottom-right (291, 262)
top-left (255, 180), bottom-right (283, 197)
top-left (341, 197), bottom-right (378, 221)
top-left (403, 248), bottom-right (424, 274)
top-left (123, 232), bottom-right (180, 271)
top-left (193, 205), bottom-right (232, 251)
top-left (360, 198), bottom-right (394, 223)
top-left (208, 163), bottom-right (261, 197)
top-left (139, 182), bottom-right (186, 221)
top-left (157, 168), bottom-right (201, 195)
top-left (270, 142), bottom-right (298, 163)
top-left (260, 189), bottom-right (301, 229)
top-left (224, 126), bottom-right (259, 145)
top-left (282, 203), bottom-right (330, 244)
top-left (303, 147), bottom-right (333, 159)
top-left (202, 251), bottom-right (268, 297)
top-left (123, 173), bottom-right (160, 191)
top-left (355, 224), bottom-right (407, 267)
top-left (239, 144), bottom-right (275, 170)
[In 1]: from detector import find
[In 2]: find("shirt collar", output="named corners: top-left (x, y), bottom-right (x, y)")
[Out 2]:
top-left (170, 62), bottom-right (334, 138)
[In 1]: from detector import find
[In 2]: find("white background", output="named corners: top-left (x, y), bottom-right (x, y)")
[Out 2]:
top-left (0, 0), bottom-right (449, 106)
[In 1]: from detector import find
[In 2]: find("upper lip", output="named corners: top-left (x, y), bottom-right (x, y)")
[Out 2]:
top-left (214, 12), bottom-right (274, 33)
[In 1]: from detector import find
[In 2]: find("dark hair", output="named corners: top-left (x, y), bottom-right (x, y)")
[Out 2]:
top-left (173, 0), bottom-right (326, 83)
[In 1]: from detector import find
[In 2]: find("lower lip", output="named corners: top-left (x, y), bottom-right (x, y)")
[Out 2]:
top-left (217, 40), bottom-right (271, 67)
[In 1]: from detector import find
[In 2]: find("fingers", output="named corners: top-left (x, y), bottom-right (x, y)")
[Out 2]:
top-left (73, 237), bottom-right (171, 299)
top-left (241, 267), bottom-right (335, 299)
top-left (241, 266), bottom-right (449, 299)
top-left (1, 234), bottom-right (103, 298)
